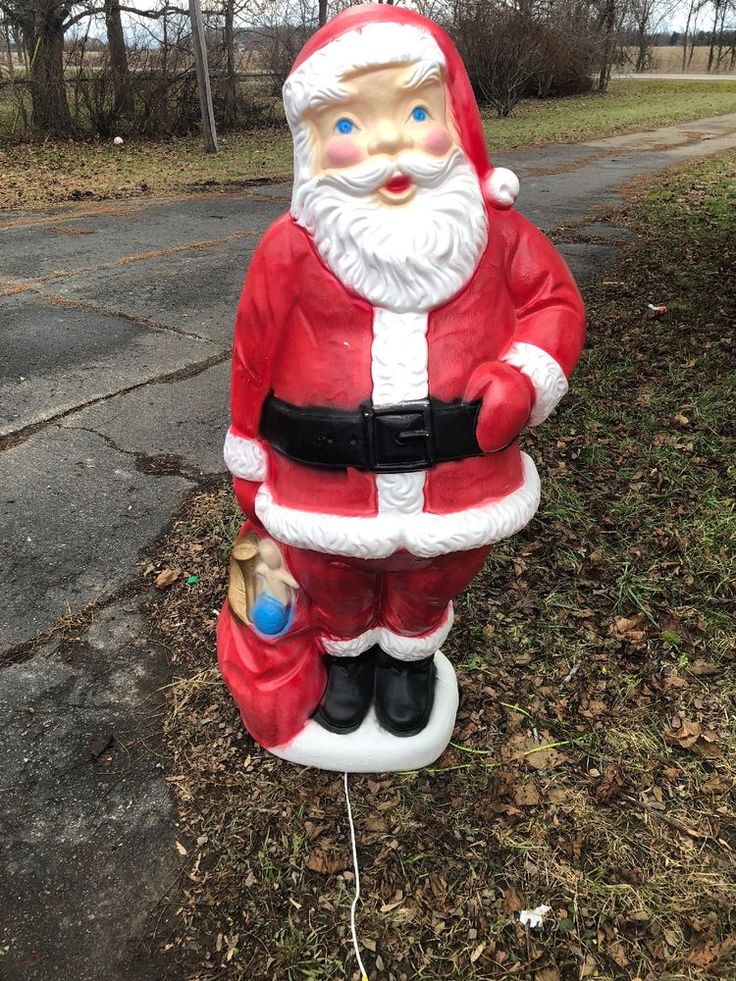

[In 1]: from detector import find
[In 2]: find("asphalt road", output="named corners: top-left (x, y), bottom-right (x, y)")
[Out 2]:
top-left (1, 112), bottom-right (735, 979)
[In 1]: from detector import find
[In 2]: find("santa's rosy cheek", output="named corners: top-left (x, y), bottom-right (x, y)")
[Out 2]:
top-left (421, 126), bottom-right (453, 156)
top-left (324, 137), bottom-right (364, 169)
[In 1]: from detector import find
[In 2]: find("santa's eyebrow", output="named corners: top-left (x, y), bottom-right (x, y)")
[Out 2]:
top-left (310, 82), bottom-right (352, 114)
top-left (402, 60), bottom-right (442, 90)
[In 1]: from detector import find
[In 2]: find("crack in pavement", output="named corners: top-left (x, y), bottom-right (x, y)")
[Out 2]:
top-left (35, 292), bottom-right (220, 344)
top-left (0, 227), bottom-right (258, 295)
top-left (0, 184), bottom-right (290, 231)
top-left (0, 350), bottom-right (229, 452)
top-left (62, 423), bottom-right (212, 483)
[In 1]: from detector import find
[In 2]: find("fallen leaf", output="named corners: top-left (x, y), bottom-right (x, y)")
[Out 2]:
top-left (535, 966), bottom-right (560, 981)
top-left (665, 720), bottom-right (724, 759)
top-left (504, 884), bottom-right (524, 914)
top-left (663, 675), bottom-right (689, 690)
top-left (609, 612), bottom-right (648, 643)
top-left (470, 942), bottom-right (486, 963)
top-left (88, 734), bottom-right (114, 760)
top-left (155, 567), bottom-right (181, 589)
top-left (595, 763), bottom-right (626, 803)
top-left (513, 781), bottom-right (541, 806)
top-left (687, 933), bottom-right (736, 968)
top-left (306, 848), bottom-right (343, 874)
top-left (580, 953), bottom-right (598, 977)
top-left (701, 773), bottom-right (732, 795)
top-left (687, 659), bottom-right (721, 677)
top-left (608, 940), bottom-right (630, 968)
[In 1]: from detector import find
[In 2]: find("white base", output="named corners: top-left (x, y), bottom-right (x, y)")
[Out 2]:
top-left (270, 650), bottom-right (458, 773)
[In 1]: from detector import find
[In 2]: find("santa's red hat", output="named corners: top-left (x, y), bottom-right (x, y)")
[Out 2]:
top-left (282, 3), bottom-right (519, 209)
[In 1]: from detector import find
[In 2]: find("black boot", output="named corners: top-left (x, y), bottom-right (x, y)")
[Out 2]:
top-left (374, 649), bottom-right (436, 737)
top-left (313, 647), bottom-right (377, 734)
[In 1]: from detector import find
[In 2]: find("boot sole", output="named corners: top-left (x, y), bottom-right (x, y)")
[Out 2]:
top-left (312, 706), bottom-right (370, 735)
top-left (374, 699), bottom-right (435, 738)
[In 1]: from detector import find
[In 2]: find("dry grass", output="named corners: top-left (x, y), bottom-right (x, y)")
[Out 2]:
top-left (142, 154), bottom-right (736, 979)
top-left (622, 46), bottom-right (736, 75)
top-left (2, 80), bottom-right (736, 211)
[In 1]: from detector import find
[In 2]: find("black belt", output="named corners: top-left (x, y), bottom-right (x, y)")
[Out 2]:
top-left (260, 393), bottom-right (483, 473)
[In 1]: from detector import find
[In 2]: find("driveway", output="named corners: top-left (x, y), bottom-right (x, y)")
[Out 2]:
top-left (1, 111), bottom-right (735, 979)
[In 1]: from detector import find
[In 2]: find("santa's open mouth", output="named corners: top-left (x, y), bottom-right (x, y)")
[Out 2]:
top-left (382, 175), bottom-right (414, 196)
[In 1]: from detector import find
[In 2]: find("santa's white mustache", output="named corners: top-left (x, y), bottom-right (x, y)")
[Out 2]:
top-left (317, 148), bottom-right (464, 196)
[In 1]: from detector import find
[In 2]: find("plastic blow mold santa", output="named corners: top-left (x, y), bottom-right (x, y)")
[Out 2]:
top-left (217, 4), bottom-right (586, 772)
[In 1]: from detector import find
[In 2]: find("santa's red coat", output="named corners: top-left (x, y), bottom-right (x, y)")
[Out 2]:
top-left (224, 205), bottom-right (585, 561)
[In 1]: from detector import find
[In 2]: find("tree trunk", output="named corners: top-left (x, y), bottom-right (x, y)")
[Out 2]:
top-left (598, 0), bottom-right (615, 93)
top-left (681, 0), bottom-right (694, 72)
top-left (27, 2), bottom-right (72, 134)
top-left (189, 0), bottom-right (218, 152)
top-left (4, 24), bottom-right (15, 80)
top-left (223, 0), bottom-right (236, 128)
top-left (318, 0), bottom-right (328, 27)
top-left (104, 0), bottom-right (133, 114)
top-left (635, 27), bottom-right (649, 72)
top-left (714, 4), bottom-right (726, 68)
top-left (707, 0), bottom-right (721, 71)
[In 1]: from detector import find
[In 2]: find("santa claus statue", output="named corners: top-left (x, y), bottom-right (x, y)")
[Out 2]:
top-left (217, 4), bottom-right (585, 772)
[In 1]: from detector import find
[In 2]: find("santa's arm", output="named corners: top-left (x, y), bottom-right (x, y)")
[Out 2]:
top-left (499, 211), bottom-right (586, 426)
top-left (223, 236), bottom-right (278, 521)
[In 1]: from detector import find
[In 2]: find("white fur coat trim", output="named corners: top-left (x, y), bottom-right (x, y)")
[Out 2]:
top-left (501, 342), bottom-right (569, 426)
top-left (223, 430), bottom-right (268, 482)
top-left (254, 452), bottom-right (541, 559)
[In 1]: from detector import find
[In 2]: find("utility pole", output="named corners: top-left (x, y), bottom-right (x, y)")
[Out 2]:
top-left (189, 0), bottom-right (218, 153)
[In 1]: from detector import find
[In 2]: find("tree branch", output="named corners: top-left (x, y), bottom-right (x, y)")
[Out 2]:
top-left (63, 3), bottom-right (188, 29)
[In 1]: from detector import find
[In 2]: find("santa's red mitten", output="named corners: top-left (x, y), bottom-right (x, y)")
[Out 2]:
top-left (233, 476), bottom-right (266, 532)
top-left (465, 361), bottom-right (535, 453)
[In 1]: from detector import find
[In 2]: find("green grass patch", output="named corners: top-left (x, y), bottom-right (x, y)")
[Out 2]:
top-left (2, 80), bottom-right (735, 211)
top-left (486, 78), bottom-right (736, 149)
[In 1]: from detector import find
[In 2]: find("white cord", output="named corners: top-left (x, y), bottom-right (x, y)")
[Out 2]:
top-left (344, 771), bottom-right (369, 981)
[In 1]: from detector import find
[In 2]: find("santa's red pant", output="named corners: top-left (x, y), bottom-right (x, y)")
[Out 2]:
top-left (218, 525), bottom-right (492, 747)
top-left (284, 542), bottom-right (491, 661)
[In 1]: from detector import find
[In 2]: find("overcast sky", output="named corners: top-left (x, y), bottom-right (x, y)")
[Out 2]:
top-left (112, 0), bottom-right (720, 40)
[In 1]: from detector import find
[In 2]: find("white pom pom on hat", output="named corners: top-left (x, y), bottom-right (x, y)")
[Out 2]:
top-left (483, 167), bottom-right (520, 208)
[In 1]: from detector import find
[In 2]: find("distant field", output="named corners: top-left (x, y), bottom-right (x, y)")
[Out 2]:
top-left (622, 45), bottom-right (736, 74)
top-left (2, 78), bottom-right (736, 210)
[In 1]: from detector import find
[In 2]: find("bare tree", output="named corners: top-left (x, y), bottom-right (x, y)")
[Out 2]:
top-left (623, 0), bottom-right (675, 72)
top-left (104, 0), bottom-right (132, 112)
top-left (0, 0), bottom-right (188, 133)
top-left (222, 0), bottom-right (236, 126)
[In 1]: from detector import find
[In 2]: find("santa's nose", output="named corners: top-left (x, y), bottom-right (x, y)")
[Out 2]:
top-left (368, 121), bottom-right (409, 157)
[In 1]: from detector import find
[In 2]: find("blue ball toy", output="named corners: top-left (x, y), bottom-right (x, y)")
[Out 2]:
top-left (252, 593), bottom-right (291, 636)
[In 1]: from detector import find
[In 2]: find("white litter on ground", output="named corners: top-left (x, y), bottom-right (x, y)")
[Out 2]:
top-left (519, 905), bottom-right (553, 929)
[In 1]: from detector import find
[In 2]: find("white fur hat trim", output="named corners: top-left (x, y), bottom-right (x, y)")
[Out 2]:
top-left (483, 167), bottom-right (519, 208)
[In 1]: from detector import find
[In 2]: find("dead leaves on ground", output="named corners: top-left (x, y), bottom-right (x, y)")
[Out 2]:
top-left (502, 731), bottom-right (570, 771)
top-left (665, 718), bottom-right (725, 760)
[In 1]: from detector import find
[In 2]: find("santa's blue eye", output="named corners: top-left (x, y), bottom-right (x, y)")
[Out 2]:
top-left (411, 106), bottom-right (429, 122)
top-left (335, 117), bottom-right (355, 135)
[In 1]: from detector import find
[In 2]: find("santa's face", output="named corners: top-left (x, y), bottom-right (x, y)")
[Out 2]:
top-left (305, 62), bottom-right (457, 208)
top-left (291, 58), bottom-right (488, 313)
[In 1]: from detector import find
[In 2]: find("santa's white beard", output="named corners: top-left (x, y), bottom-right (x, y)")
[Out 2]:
top-left (291, 149), bottom-right (488, 313)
